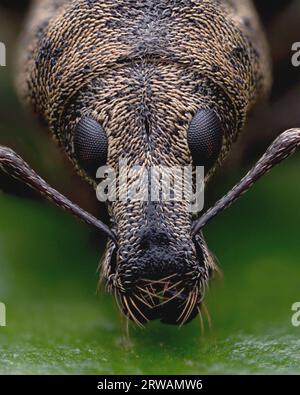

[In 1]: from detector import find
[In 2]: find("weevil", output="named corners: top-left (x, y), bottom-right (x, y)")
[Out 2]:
top-left (0, 0), bottom-right (299, 326)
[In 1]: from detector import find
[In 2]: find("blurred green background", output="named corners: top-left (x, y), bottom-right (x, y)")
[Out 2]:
top-left (0, 1), bottom-right (300, 374)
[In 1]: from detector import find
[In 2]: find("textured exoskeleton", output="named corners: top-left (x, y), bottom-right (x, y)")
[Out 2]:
top-left (16, 0), bottom-right (272, 325)
top-left (0, 0), bottom-right (298, 326)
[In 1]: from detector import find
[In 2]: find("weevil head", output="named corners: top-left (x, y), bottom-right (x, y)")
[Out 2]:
top-left (32, 52), bottom-right (240, 326)
top-left (21, 1), bottom-right (269, 324)
top-left (58, 63), bottom-right (236, 325)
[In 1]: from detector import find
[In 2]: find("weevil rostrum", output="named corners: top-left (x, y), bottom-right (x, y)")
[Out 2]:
top-left (0, 0), bottom-right (299, 326)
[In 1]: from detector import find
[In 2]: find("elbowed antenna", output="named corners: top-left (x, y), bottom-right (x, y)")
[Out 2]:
top-left (0, 146), bottom-right (117, 245)
top-left (192, 128), bottom-right (300, 235)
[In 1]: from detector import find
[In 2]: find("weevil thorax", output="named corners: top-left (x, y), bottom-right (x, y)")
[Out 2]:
top-left (18, 0), bottom-right (271, 324)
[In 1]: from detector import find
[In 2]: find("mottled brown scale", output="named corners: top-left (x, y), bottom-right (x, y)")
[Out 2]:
top-left (16, 0), bottom-right (272, 325)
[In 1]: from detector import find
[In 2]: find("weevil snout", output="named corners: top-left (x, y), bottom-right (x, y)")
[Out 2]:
top-left (101, 206), bottom-right (215, 325)
top-left (117, 275), bottom-right (202, 326)
top-left (137, 227), bottom-right (187, 278)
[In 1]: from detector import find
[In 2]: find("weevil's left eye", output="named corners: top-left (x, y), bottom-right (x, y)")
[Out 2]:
top-left (74, 116), bottom-right (108, 177)
top-left (187, 109), bottom-right (223, 173)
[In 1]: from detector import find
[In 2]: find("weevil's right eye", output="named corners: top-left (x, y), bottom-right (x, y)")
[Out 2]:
top-left (74, 116), bottom-right (108, 177)
top-left (187, 109), bottom-right (223, 173)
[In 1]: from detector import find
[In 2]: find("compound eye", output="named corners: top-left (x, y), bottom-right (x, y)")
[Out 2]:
top-left (74, 117), bottom-right (108, 177)
top-left (187, 109), bottom-right (223, 173)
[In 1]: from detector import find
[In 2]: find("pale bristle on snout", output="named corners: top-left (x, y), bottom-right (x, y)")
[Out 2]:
top-left (115, 272), bottom-right (205, 326)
